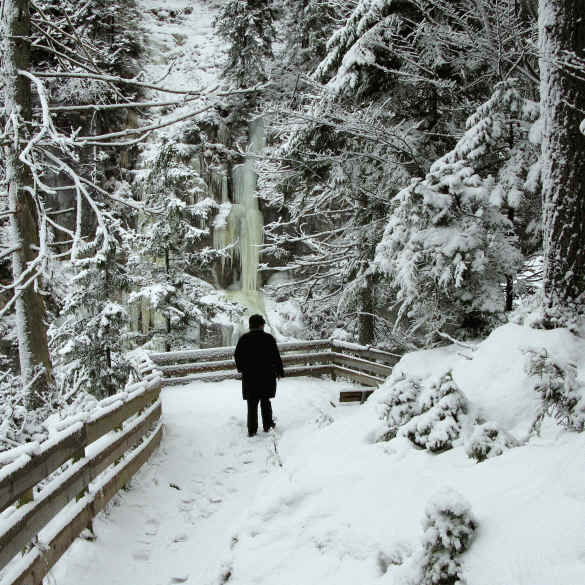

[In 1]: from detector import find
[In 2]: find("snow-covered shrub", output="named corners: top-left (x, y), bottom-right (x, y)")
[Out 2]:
top-left (402, 372), bottom-right (467, 452)
top-left (0, 369), bottom-right (97, 452)
top-left (415, 488), bottom-right (477, 585)
top-left (464, 421), bottom-right (517, 463)
top-left (524, 348), bottom-right (585, 432)
top-left (375, 371), bottom-right (467, 452)
top-left (377, 375), bottom-right (423, 441)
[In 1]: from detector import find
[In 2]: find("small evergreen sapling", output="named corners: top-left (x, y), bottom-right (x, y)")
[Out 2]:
top-left (376, 371), bottom-right (467, 452)
top-left (402, 372), bottom-right (467, 452)
top-left (464, 421), bottom-right (517, 463)
top-left (415, 488), bottom-right (476, 585)
top-left (523, 348), bottom-right (585, 432)
top-left (377, 374), bottom-right (423, 441)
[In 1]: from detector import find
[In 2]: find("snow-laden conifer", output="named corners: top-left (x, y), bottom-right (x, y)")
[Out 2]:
top-left (375, 80), bottom-right (540, 340)
top-left (375, 371), bottom-right (467, 452)
top-left (214, 0), bottom-right (276, 88)
top-left (464, 421), bottom-right (517, 463)
top-left (49, 223), bottom-right (134, 398)
top-left (376, 374), bottom-right (422, 440)
top-left (415, 488), bottom-right (476, 585)
top-left (402, 372), bottom-right (467, 452)
top-left (130, 136), bottom-right (222, 350)
top-left (524, 347), bottom-right (585, 432)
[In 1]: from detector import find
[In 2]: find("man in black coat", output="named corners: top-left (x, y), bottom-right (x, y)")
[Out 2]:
top-left (234, 314), bottom-right (285, 437)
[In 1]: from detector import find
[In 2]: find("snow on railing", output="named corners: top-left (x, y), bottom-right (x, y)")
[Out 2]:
top-left (0, 373), bottom-right (163, 585)
top-left (149, 339), bottom-right (402, 401)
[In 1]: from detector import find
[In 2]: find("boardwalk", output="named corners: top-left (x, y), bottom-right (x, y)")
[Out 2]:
top-left (49, 377), bottom-right (360, 585)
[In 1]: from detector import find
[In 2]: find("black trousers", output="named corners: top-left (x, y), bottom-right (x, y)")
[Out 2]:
top-left (247, 397), bottom-right (274, 435)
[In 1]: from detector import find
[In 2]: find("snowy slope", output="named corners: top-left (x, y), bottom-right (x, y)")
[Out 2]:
top-left (137, 0), bottom-right (222, 96)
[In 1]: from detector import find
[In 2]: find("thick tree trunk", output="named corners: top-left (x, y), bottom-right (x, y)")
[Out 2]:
top-left (539, 0), bottom-right (585, 322)
top-left (2, 0), bottom-right (53, 406)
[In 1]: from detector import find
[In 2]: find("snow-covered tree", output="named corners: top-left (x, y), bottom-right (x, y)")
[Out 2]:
top-left (280, 0), bottom-right (340, 70)
top-left (130, 136), bottom-right (218, 350)
top-left (375, 81), bottom-right (540, 339)
top-left (415, 488), bottom-right (476, 585)
top-left (464, 421), bottom-right (517, 462)
top-left (50, 225), bottom-right (134, 398)
top-left (403, 371), bottom-right (467, 452)
top-left (215, 0), bottom-right (277, 88)
top-left (375, 370), bottom-right (467, 452)
top-left (524, 347), bottom-right (585, 432)
top-left (376, 374), bottom-right (423, 440)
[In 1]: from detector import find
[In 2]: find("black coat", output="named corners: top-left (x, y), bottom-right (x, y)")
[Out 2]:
top-left (234, 330), bottom-right (285, 400)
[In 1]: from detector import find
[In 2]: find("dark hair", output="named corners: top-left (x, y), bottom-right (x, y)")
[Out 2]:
top-left (249, 314), bottom-right (265, 329)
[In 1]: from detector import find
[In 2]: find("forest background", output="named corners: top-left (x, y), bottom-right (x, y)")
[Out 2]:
top-left (1, 0), bottom-right (585, 446)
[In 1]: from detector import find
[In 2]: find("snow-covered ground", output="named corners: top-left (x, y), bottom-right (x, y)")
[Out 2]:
top-left (47, 324), bottom-right (585, 585)
top-left (48, 376), bottom-right (359, 585)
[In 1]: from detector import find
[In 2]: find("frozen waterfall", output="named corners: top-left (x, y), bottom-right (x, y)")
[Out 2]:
top-left (213, 117), bottom-right (265, 295)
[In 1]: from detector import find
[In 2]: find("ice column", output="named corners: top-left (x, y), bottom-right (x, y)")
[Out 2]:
top-left (226, 117), bottom-right (265, 292)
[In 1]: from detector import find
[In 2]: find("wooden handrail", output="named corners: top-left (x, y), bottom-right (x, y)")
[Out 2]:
top-left (3, 424), bottom-right (163, 585)
top-left (148, 339), bottom-right (332, 365)
top-left (0, 377), bottom-right (161, 513)
top-left (0, 377), bottom-right (163, 585)
top-left (148, 339), bottom-right (399, 395)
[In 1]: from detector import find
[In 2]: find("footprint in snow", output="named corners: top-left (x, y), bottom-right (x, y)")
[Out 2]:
top-left (178, 501), bottom-right (193, 512)
top-left (172, 533), bottom-right (188, 543)
top-left (145, 517), bottom-right (160, 536)
top-left (132, 549), bottom-right (150, 561)
top-left (169, 576), bottom-right (189, 584)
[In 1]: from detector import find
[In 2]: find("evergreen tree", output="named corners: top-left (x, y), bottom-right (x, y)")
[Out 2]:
top-left (50, 224), bottom-right (133, 398)
top-left (375, 80), bottom-right (541, 340)
top-left (215, 0), bottom-right (277, 88)
top-left (281, 0), bottom-right (339, 70)
top-left (130, 136), bottom-right (218, 350)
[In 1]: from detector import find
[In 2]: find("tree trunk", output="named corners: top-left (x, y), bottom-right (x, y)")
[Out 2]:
top-left (2, 0), bottom-right (53, 406)
top-left (539, 0), bottom-right (585, 323)
top-left (358, 273), bottom-right (375, 346)
top-left (165, 248), bottom-right (171, 352)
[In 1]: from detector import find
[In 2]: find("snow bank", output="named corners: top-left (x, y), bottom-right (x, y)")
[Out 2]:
top-left (453, 323), bottom-right (585, 436)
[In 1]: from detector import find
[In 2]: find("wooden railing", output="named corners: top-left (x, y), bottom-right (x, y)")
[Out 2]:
top-left (0, 374), bottom-right (162, 585)
top-left (146, 340), bottom-right (401, 402)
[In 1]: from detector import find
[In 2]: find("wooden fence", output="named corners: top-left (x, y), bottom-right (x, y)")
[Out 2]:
top-left (0, 375), bottom-right (162, 585)
top-left (146, 339), bottom-right (401, 402)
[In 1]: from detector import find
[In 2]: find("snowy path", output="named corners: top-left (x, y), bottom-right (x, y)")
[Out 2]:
top-left (49, 377), bottom-right (354, 585)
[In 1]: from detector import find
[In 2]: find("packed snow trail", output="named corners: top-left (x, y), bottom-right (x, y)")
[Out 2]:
top-left (49, 377), bottom-right (355, 585)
